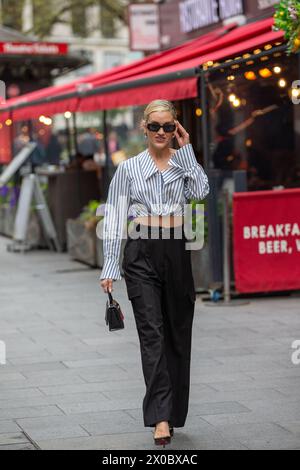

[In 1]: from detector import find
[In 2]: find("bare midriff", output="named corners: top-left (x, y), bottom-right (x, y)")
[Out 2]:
top-left (132, 215), bottom-right (184, 228)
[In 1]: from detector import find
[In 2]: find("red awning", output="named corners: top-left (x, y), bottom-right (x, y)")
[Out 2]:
top-left (0, 17), bottom-right (284, 122)
top-left (0, 23), bottom-right (232, 123)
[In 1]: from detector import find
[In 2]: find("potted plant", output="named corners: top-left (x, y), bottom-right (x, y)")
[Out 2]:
top-left (66, 200), bottom-right (104, 267)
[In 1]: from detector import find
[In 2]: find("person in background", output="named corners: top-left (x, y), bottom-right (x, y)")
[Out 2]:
top-left (77, 128), bottom-right (99, 161)
top-left (45, 132), bottom-right (62, 165)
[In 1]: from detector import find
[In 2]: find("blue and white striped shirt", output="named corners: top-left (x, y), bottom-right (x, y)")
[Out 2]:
top-left (99, 143), bottom-right (209, 280)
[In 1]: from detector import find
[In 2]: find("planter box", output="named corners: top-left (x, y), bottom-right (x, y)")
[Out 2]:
top-left (0, 205), bottom-right (46, 247)
top-left (191, 243), bottom-right (211, 292)
top-left (26, 211), bottom-right (47, 248)
top-left (66, 219), bottom-right (98, 267)
top-left (3, 206), bottom-right (16, 237)
top-left (67, 219), bottom-right (127, 272)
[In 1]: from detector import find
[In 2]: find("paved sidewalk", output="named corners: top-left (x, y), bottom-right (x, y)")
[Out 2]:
top-left (0, 235), bottom-right (300, 450)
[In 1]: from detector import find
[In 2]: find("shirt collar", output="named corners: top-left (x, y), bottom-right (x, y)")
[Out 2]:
top-left (140, 148), bottom-right (183, 181)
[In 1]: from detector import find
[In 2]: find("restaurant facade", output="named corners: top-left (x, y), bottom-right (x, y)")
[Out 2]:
top-left (1, 1), bottom-right (300, 295)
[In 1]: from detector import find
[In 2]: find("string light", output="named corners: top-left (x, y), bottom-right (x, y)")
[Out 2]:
top-left (195, 108), bottom-right (202, 117)
top-left (43, 118), bottom-right (52, 126)
top-left (5, 119), bottom-right (12, 126)
top-left (244, 71), bottom-right (257, 81)
top-left (273, 66), bottom-right (282, 74)
top-left (64, 111), bottom-right (72, 119)
top-left (232, 98), bottom-right (241, 108)
top-left (259, 68), bottom-right (272, 78)
top-left (278, 78), bottom-right (287, 88)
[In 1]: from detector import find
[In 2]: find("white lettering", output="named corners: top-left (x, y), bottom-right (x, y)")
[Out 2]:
top-left (102, 455), bottom-right (137, 467)
top-left (258, 0), bottom-right (278, 10)
top-left (243, 223), bottom-right (300, 239)
top-left (244, 226), bottom-right (251, 239)
top-left (291, 340), bottom-right (300, 366)
top-left (292, 80), bottom-right (300, 105)
top-left (2, 42), bottom-right (62, 55)
top-left (179, 0), bottom-right (219, 33)
top-left (219, 0), bottom-right (243, 20)
top-left (259, 240), bottom-right (288, 254)
top-left (266, 225), bottom-right (276, 238)
top-left (292, 224), bottom-right (300, 236)
top-left (0, 341), bottom-right (6, 365)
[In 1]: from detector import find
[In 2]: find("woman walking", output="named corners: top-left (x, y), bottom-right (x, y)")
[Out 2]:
top-left (100, 100), bottom-right (210, 447)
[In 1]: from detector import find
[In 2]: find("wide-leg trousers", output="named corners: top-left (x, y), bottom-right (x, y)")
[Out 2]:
top-left (122, 222), bottom-right (196, 428)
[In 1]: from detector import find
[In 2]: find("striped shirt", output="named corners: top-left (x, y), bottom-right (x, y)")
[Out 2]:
top-left (99, 143), bottom-right (210, 281)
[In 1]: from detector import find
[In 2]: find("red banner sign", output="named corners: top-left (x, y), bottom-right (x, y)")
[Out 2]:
top-left (233, 189), bottom-right (300, 293)
top-left (0, 42), bottom-right (68, 55)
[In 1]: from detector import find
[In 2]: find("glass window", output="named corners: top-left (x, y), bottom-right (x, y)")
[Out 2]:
top-left (206, 50), bottom-right (299, 191)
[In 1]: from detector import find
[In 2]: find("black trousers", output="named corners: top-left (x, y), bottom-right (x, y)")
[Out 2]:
top-left (122, 223), bottom-right (196, 428)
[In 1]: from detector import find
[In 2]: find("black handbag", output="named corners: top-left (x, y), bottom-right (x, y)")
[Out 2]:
top-left (105, 292), bottom-right (125, 331)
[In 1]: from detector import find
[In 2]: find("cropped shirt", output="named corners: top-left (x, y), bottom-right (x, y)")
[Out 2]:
top-left (99, 143), bottom-right (210, 281)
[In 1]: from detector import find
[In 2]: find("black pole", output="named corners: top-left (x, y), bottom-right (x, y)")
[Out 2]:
top-left (199, 71), bottom-right (210, 171)
top-left (65, 116), bottom-right (72, 161)
top-left (198, 73), bottom-right (223, 285)
top-left (102, 109), bottom-right (110, 200)
top-left (27, 120), bottom-right (33, 140)
top-left (72, 112), bottom-right (79, 156)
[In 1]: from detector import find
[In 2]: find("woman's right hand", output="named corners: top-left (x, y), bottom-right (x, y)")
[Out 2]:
top-left (100, 279), bottom-right (114, 294)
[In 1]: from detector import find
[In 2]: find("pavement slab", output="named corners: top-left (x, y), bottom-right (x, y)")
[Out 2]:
top-left (0, 235), bottom-right (300, 450)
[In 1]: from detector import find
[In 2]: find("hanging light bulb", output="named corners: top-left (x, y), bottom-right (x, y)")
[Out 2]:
top-left (278, 78), bottom-right (287, 88)
top-left (43, 118), bottom-right (52, 126)
top-left (244, 71), bottom-right (257, 81)
top-left (232, 98), bottom-right (241, 108)
top-left (259, 68), bottom-right (272, 78)
top-left (228, 94), bottom-right (236, 103)
top-left (273, 66), bottom-right (282, 74)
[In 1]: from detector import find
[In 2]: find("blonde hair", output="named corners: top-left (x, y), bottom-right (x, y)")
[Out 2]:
top-left (143, 100), bottom-right (177, 124)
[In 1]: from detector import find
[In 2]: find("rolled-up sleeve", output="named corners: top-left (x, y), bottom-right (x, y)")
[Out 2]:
top-left (99, 161), bottom-right (130, 281)
top-left (169, 144), bottom-right (210, 200)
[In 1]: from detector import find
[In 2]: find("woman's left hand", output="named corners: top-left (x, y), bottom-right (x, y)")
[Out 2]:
top-left (174, 120), bottom-right (190, 148)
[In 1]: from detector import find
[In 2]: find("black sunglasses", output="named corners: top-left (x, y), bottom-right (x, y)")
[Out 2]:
top-left (147, 122), bottom-right (176, 133)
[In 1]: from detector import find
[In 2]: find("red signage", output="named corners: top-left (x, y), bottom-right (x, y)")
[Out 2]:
top-left (0, 42), bottom-right (68, 55)
top-left (233, 189), bottom-right (300, 293)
